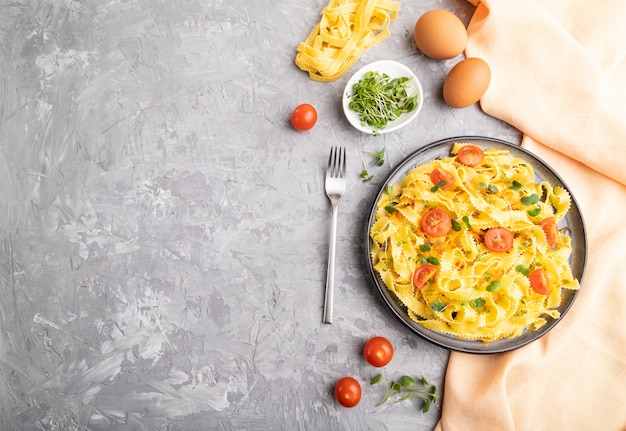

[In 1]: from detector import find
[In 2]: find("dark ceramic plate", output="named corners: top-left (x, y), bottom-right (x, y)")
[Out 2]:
top-left (364, 136), bottom-right (586, 354)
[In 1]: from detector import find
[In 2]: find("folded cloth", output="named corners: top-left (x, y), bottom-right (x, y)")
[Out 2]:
top-left (435, 0), bottom-right (626, 430)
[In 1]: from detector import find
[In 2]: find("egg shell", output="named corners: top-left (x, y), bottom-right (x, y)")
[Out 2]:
top-left (414, 10), bottom-right (467, 60)
top-left (443, 57), bottom-right (491, 108)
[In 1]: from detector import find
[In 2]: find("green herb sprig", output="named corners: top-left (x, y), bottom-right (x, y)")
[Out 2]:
top-left (515, 264), bottom-right (531, 276)
top-left (430, 301), bottom-right (445, 312)
top-left (359, 148), bottom-right (385, 181)
top-left (470, 297), bottom-right (486, 308)
top-left (347, 71), bottom-right (419, 133)
top-left (371, 374), bottom-right (439, 413)
top-left (451, 216), bottom-right (472, 231)
top-left (365, 148), bottom-right (386, 166)
top-left (521, 193), bottom-right (542, 217)
top-left (360, 161), bottom-right (373, 182)
top-left (462, 216), bottom-right (472, 229)
top-left (521, 193), bottom-right (540, 206)
top-left (430, 181), bottom-right (447, 192)
top-left (486, 280), bottom-right (501, 292)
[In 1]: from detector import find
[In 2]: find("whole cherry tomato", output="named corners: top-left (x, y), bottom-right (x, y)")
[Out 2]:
top-left (335, 376), bottom-right (361, 408)
top-left (363, 336), bottom-right (394, 367)
top-left (291, 103), bottom-right (317, 131)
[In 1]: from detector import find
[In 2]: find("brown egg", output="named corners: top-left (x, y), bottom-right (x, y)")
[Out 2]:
top-left (443, 57), bottom-right (491, 108)
top-left (414, 10), bottom-right (467, 60)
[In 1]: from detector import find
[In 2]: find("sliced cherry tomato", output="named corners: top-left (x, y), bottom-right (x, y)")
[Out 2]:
top-left (457, 145), bottom-right (485, 167)
top-left (291, 103), bottom-right (317, 131)
top-left (363, 336), bottom-right (394, 367)
top-left (421, 208), bottom-right (452, 237)
top-left (413, 264), bottom-right (437, 290)
top-left (539, 217), bottom-right (559, 246)
top-left (335, 377), bottom-right (361, 408)
top-left (484, 227), bottom-right (514, 252)
top-left (529, 268), bottom-right (550, 295)
top-left (430, 168), bottom-right (456, 190)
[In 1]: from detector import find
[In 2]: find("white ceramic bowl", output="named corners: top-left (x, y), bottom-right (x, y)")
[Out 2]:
top-left (342, 60), bottom-right (423, 135)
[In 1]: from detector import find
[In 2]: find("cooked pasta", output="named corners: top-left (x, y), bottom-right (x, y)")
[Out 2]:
top-left (370, 144), bottom-right (579, 343)
top-left (295, 0), bottom-right (400, 82)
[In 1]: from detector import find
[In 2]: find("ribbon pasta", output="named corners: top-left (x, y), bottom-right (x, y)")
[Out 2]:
top-left (370, 144), bottom-right (580, 343)
top-left (295, 0), bottom-right (400, 82)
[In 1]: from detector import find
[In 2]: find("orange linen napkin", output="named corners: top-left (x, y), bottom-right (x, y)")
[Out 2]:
top-left (435, 1), bottom-right (626, 430)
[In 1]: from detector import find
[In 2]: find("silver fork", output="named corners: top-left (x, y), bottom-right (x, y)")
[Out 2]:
top-left (323, 146), bottom-right (346, 324)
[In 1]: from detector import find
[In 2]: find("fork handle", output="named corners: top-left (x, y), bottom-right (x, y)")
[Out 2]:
top-left (323, 203), bottom-right (339, 324)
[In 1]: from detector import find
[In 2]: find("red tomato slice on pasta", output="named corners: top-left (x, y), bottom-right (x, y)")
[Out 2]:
top-left (484, 227), bottom-right (514, 252)
top-left (421, 208), bottom-right (452, 237)
top-left (413, 264), bottom-right (437, 290)
top-left (457, 145), bottom-right (484, 167)
top-left (539, 217), bottom-right (559, 246)
top-left (529, 268), bottom-right (550, 295)
top-left (430, 168), bottom-right (456, 190)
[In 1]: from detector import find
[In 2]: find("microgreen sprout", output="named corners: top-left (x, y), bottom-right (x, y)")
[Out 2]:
top-left (430, 301), bottom-right (445, 312)
top-left (430, 181), bottom-right (447, 192)
top-left (521, 193), bottom-right (541, 217)
top-left (462, 216), bottom-right (472, 229)
top-left (360, 161), bottom-right (373, 182)
top-left (478, 182), bottom-right (498, 193)
top-left (451, 219), bottom-right (463, 231)
top-left (416, 243), bottom-right (439, 265)
top-left (470, 297), bottom-right (486, 308)
top-left (364, 148), bottom-right (386, 166)
top-left (370, 374), bottom-right (439, 413)
top-left (521, 193), bottom-right (540, 206)
top-left (427, 256), bottom-right (440, 265)
top-left (486, 280), bottom-right (502, 292)
top-left (515, 264), bottom-right (531, 276)
top-left (511, 180), bottom-right (523, 190)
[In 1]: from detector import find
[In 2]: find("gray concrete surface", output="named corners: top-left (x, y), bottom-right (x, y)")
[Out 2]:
top-left (0, 0), bottom-right (520, 429)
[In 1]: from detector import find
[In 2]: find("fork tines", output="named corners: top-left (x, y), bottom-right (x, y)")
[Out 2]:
top-left (327, 146), bottom-right (346, 178)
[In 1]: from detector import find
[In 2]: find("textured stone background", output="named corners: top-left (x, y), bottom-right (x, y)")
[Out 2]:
top-left (0, 0), bottom-right (520, 429)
